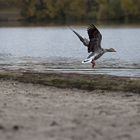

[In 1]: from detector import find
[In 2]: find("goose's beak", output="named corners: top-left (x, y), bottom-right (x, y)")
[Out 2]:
top-left (113, 49), bottom-right (117, 52)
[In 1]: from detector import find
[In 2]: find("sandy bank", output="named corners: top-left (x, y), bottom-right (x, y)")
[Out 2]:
top-left (0, 79), bottom-right (140, 140)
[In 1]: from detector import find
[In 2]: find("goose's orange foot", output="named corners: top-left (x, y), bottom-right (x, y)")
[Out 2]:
top-left (91, 60), bottom-right (95, 68)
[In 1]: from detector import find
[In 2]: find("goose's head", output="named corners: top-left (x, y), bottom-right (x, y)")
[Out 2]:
top-left (106, 48), bottom-right (116, 52)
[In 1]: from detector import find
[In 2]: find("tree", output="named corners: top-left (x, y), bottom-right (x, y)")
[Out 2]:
top-left (108, 0), bottom-right (122, 19)
top-left (2, 0), bottom-right (138, 22)
top-left (121, 0), bottom-right (138, 20)
top-left (97, 0), bottom-right (110, 20)
top-left (68, 0), bottom-right (87, 19)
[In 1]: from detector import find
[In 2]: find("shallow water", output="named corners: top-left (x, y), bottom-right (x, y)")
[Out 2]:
top-left (0, 26), bottom-right (140, 77)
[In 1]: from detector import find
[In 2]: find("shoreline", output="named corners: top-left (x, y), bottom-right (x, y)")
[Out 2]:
top-left (0, 70), bottom-right (139, 93)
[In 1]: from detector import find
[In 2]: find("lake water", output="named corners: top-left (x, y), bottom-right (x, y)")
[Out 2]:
top-left (0, 26), bottom-right (140, 77)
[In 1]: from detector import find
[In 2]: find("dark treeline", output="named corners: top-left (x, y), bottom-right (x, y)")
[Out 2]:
top-left (0, 0), bottom-right (140, 22)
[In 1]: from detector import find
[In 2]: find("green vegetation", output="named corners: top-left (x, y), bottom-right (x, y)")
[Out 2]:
top-left (0, 0), bottom-right (139, 22)
top-left (0, 71), bottom-right (140, 93)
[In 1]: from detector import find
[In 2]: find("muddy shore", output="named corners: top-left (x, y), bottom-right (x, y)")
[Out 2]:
top-left (0, 70), bottom-right (140, 93)
top-left (0, 71), bottom-right (140, 140)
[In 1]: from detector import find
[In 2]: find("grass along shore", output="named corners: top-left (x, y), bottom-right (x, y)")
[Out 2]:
top-left (0, 70), bottom-right (139, 93)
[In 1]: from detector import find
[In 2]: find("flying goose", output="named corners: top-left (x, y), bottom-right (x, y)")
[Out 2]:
top-left (71, 24), bottom-right (116, 68)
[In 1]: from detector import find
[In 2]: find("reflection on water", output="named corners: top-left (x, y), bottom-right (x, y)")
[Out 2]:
top-left (0, 26), bottom-right (140, 77)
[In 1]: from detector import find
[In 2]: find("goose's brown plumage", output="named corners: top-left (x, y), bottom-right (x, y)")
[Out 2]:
top-left (71, 24), bottom-right (116, 68)
top-left (87, 24), bottom-right (102, 53)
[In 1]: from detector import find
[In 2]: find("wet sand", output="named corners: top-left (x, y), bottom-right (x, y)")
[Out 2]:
top-left (0, 79), bottom-right (140, 140)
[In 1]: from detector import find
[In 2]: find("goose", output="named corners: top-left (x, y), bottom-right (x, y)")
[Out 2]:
top-left (71, 24), bottom-right (116, 68)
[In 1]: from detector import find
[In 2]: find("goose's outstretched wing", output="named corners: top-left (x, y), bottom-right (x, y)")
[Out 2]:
top-left (87, 24), bottom-right (102, 53)
top-left (71, 28), bottom-right (89, 46)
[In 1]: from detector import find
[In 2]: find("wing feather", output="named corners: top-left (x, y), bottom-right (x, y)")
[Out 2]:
top-left (71, 28), bottom-right (89, 46)
top-left (87, 24), bottom-right (102, 53)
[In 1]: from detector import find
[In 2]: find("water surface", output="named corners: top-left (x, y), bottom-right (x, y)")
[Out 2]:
top-left (0, 26), bottom-right (140, 77)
